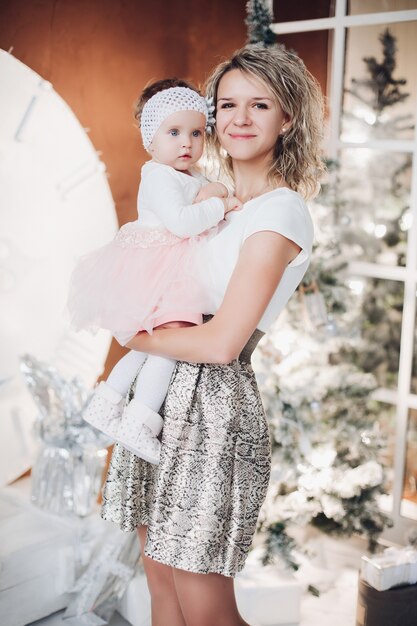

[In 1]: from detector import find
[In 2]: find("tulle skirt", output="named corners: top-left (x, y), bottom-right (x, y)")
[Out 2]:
top-left (67, 222), bottom-right (210, 345)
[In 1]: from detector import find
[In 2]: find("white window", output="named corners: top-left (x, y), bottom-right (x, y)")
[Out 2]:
top-left (272, 0), bottom-right (417, 541)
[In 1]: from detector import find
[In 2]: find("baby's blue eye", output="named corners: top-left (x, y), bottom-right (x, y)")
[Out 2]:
top-left (192, 130), bottom-right (202, 137)
top-left (169, 129), bottom-right (179, 136)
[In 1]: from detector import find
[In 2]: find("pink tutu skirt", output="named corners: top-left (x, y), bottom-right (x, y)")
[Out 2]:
top-left (67, 222), bottom-right (210, 345)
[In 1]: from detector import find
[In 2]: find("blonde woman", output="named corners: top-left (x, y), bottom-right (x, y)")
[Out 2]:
top-left (102, 44), bottom-right (325, 626)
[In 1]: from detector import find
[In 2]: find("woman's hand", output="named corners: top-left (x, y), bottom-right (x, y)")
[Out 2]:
top-left (194, 182), bottom-right (241, 214)
top-left (194, 182), bottom-right (228, 202)
top-left (125, 231), bottom-right (300, 364)
top-left (222, 196), bottom-right (242, 214)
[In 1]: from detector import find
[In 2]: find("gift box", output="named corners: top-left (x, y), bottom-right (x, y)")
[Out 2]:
top-left (356, 577), bottom-right (417, 626)
top-left (361, 546), bottom-right (417, 591)
top-left (0, 485), bottom-right (105, 626)
top-left (118, 547), bottom-right (301, 626)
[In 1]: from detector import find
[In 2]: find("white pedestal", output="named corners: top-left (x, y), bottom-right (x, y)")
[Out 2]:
top-left (291, 525), bottom-right (370, 571)
top-left (0, 487), bottom-right (72, 625)
top-left (236, 550), bottom-right (301, 625)
top-left (118, 565), bottom-right (151, 626)
top-left (0, 482), bottom-right (106, 626)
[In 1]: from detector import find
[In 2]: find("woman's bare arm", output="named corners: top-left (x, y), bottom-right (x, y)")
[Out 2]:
top-left (126, 231), bottom-right (301, 363)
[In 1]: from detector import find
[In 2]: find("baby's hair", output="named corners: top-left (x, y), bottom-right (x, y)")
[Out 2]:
top-left (205, 44), bottom-right (326, 199)
top-left (134, 78), bottom-right (201, 127)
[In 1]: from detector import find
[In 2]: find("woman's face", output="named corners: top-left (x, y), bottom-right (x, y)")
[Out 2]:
top-left (215, 69), bottom-right (290, 164)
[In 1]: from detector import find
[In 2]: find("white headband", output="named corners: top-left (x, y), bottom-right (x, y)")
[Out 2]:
top-left (140, 86), bottom-right (214, 149)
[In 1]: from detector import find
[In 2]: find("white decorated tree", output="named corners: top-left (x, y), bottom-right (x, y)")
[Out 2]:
top-left (256, 176), bottom-right (392, 568)
top-left (245, 7), bottom-right (411, 569)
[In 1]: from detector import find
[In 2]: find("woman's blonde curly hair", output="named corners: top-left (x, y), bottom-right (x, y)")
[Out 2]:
top-left (205, 44), bottom-right (326, 200)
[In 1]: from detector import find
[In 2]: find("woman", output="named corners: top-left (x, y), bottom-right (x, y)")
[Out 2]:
top-left (102, 44), bottom-right (325, 626)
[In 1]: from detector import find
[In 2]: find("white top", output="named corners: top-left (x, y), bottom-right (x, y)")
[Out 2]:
top-left (136, 161), bottom-right (225, 237)
top-left (204, 188), bottom-right (314, 333)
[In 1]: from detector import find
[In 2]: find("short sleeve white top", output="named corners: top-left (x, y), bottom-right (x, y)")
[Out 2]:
top-left (204, 188), bottom-right (314, 333)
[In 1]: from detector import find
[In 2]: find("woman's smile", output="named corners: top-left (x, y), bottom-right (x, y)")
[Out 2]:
top-left (228, 133), bottom-right (257, 139)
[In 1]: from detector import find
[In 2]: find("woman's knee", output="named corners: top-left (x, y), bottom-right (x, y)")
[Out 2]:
top-left (172, 568), bottom-right (242, 626)
top-left (144, 557), bottom-right (177, 602)
top-left (136, 526), bottom-right (177, 601)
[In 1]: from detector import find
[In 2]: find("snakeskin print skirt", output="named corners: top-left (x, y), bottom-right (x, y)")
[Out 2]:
top-left (101, 328), bottom-right (271, 577)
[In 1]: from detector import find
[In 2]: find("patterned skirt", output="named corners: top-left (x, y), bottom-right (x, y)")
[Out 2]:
top-left (100, 328), bottom-right (271, 577)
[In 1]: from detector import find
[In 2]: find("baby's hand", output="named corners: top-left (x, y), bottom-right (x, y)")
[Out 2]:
top-left (194, 182), bottom-right (228, 203)
top-left (223, 196), bottom-right (242, 214)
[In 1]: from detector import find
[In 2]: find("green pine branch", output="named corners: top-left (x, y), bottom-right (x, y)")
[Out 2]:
top-left (349, 28), bottom-right (410, 114)
top-left (245, 0), bottom-right (276, 47)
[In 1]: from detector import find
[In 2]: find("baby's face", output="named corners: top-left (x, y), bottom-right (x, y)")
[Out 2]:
top-left (148, 110), bottom-right (205, 171)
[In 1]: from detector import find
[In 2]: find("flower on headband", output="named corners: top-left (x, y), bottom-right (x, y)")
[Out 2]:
top-left (205, 96), bottom-right (216, 134)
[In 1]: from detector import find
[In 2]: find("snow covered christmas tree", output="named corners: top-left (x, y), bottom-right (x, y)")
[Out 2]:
top-left (338, 28), bottom-right (414, 392)
top-left (245, 0), bottom-right (276, 47)
top-left (256, 172), bottom-right (393, 568)
top-left (244, 7), bottom-right (411, 567)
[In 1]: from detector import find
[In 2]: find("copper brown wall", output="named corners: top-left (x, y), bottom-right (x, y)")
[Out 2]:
top-left (0, 0), bottom-right (328, 379)
top-left (0, 0), bottom-right (248, 376)
top-left (273, 0), bottom-right (331, 96)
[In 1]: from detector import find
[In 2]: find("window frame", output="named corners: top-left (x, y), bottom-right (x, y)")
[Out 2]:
top-left (271, 0), bottom-right (417, 540)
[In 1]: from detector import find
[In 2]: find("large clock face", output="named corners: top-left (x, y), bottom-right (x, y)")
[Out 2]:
top-left (0, 50), bottom-right (118, 486)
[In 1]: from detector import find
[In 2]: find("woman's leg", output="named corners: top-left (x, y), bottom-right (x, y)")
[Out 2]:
top-left (137, 525), bottom-right (186, 626)
top-left (172, 567), bottom-right (251, 626)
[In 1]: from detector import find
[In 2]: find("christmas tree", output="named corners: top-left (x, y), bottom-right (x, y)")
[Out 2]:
top-left (339, 28), bottom-right (414, 392)
top-left (256, 176), bottom-right (392, 569)
top-left (346, 29), bottom-right (410, 119)
top-left (245, 0), bottom-right (276, 47)
top-left (243, 6), bottom-right (404, 568)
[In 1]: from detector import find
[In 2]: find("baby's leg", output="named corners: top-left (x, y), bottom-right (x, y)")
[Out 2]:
top-left (117, 355), bottom-right (175, 464)
top-left (83, 350), bottom-right (146, 439)
top-left (106, 349), bottom-right (148, 396)
top-left (130, 321), bottom-right (195, 410)
top-left (117, 321), bottom-right (194, 464)
top-left (131, 355), bottom-right (176, 411)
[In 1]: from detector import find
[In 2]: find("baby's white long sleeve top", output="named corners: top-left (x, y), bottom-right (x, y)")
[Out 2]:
top-left (136, 161), bottom-right (225, 238)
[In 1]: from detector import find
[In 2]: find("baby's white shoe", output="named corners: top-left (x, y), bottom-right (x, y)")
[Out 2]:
top-left (83, 381), bottom-right (124, 440)
top-left (116, 399), bottom-right (163, 465)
